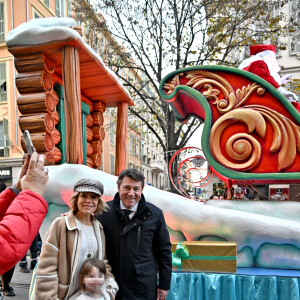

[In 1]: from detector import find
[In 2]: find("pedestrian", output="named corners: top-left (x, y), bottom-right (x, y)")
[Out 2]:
top-left (96, 168), bottom-right (172, 300)
top-left (0, 183), bottom-right (15, 297)
top-left (1, 266), bottom-right (15, 297)
top-left (234, 187), bottom-right (249, 200)
top-left (19, 233), bottom-right (39, 273)
top-left (35, 178), bottom-right (118, 300)
top-left (69, 258), bottom-right (114, 300)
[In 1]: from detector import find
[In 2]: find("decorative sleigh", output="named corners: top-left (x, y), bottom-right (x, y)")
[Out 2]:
top-left (160, 66), bottom-right (300, 196)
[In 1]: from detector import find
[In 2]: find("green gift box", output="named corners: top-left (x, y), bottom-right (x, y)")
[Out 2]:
top-left (171, 241), bottom-right (237, 273)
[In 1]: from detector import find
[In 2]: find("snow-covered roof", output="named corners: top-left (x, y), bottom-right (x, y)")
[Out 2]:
top-left (6, 17), bottom-right (133, 106)
top-left (6, 17), bottom-right (78, 46)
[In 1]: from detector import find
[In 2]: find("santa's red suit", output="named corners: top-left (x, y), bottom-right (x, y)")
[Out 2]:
top-left (238, 44), bottom-right (300, 113)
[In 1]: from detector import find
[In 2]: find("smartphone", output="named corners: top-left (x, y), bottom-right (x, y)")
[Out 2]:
top-left (23, 130), bottom-right (35, 156)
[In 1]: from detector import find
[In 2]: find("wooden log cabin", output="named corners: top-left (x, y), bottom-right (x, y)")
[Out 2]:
top-left (6, 18), bottom-right (133, 175)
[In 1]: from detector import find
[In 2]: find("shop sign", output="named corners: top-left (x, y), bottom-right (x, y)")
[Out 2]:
top-left (0, 167), bottom-right (12, 178)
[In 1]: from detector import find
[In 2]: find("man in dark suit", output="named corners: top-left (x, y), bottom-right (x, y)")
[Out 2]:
top-left (96, 168), bottom-right (172, 300)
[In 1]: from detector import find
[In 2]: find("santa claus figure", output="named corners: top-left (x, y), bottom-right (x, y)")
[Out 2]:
top-left (238, 44), bottom-right (300, 113)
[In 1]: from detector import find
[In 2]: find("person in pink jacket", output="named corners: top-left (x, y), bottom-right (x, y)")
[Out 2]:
top-left (0, 152), bottom-right (49, 276)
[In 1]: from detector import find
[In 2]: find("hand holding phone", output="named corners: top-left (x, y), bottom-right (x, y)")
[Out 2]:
top-left (23, 130), bottom-right (35, 156)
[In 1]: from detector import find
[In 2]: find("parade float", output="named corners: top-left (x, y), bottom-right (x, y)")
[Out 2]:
top-left (6, 18), bottom-right (300, 299)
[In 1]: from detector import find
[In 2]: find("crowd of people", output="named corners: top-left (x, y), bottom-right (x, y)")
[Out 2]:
top-left (0, 153), bottom-right (172, 300)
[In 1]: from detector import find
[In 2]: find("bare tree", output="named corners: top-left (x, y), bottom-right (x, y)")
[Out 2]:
top-left (72, 0), bottom-right (294, 189)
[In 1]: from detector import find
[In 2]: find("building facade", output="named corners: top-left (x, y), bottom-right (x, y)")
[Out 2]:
top-left (0, 0), bottom-right (71, 185)
top-left (278, 0), bottom-right (300, 91)
top-left (141, 128), bottom-right (168, 189)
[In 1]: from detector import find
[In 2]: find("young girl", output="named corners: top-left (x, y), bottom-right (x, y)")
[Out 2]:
top-left (69, 258), bottom-right (114, 300)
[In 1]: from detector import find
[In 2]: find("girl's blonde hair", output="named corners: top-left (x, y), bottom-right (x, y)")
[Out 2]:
top-left (79, 258), bottom-right (106, 292)
top-left (70, 191), bottom-right (108, 215)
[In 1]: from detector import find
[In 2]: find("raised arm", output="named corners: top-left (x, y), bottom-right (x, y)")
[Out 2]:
top-left (0, 153), bottom-right (48, 275)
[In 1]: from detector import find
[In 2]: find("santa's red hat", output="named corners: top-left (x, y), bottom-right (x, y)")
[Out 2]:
top-left (250, 44), bottom-right (276, 55)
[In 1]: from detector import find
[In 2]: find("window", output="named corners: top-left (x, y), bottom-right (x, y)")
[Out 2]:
top-left (110, 154), bottom-right (115, 175)
top-left (0, 119), bottom-right (9, 157)
top-left (290, 0), bottom-right (300, 55)
top-left (85, 24), bottom-right (91, 44)
top-left (43, 0), bottom-right (50, 7)
top-left (110, 120), bottom-right (115, 145)
top-left (0, 62), bottom-right (6, 102)
top-left (0, 2), bottom-right (4, 42)
top-left (67, 0), bottom-right (71, 17)
top-left (100, 39), bottom-right (104, 55)
top-left (136, 139), bottom-right (139, 158)
top-left (93, 34), bottom-right (98, 53)
top-left (139, 140), bottom-right (142, 158)
top-left (132, 138), bottom-right (136, 155)
top-left (128, 133), bottom-right (132, 154)
top-left (34, 11), bottom-right (41, 18)
top-left (55, 0), bottom-right (65, 17)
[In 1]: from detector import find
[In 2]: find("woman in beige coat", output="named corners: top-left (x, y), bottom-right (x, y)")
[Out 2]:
top-left (35, 178), bottom-right (118, 300)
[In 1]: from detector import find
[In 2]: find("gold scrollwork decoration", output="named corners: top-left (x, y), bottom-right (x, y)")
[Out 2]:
top-left (244, 105), bottom-right (300, 171)
top-left (163, 70), bottom-right (265, 114)
top-left (210, 105), bottom-right (300, 172)
top-left (209, 108), bottom-right (265, 171)
top-left (163, 74), bottom-right (181, 95)
top-left (235, 83), bottom-right (265, 108)
top-left (186, 71), bottom-right (237, 114)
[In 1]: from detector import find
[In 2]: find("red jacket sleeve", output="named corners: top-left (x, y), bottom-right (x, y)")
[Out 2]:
top-left (0, 190), bottom-right (48, 275)
top-left (0, 188), bottom-right (17, 218)
top-left (244, 60), bottom-right (280, 89)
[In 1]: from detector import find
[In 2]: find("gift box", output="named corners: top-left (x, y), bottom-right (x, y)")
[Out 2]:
top-left (171, 241), bottom-right (237, 273)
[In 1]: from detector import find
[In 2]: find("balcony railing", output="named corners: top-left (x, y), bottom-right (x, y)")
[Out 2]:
top-left (150, 160), bottom-right (165, 172)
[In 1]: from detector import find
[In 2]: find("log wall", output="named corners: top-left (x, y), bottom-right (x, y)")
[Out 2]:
top-left (84, 100), bottom-right (106, 169)
top-left (15, 53), bottom-right (66, 165)
top-left (16, 53), bottom-right (57, 165)
top-left (15, 52), bottom-right (107, 170)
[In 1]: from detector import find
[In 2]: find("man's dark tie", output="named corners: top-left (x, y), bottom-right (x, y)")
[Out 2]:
top-left (122, 209), bottom-right (132, 223)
